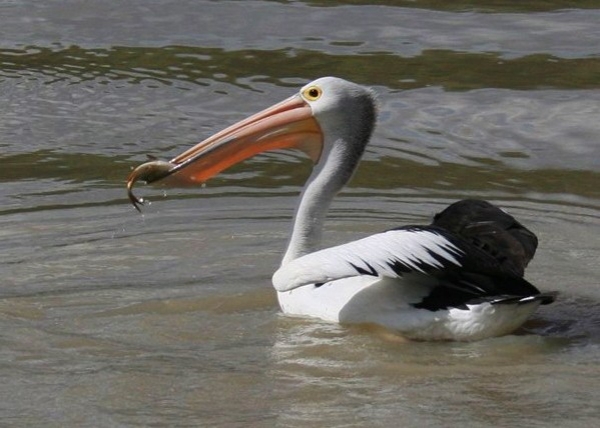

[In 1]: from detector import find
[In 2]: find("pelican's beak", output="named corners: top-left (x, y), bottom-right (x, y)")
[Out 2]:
top-left (126, 94), bottom-right (323, 211)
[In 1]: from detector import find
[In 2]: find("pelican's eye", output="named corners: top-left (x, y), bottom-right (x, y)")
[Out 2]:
top-left (302, 86), bottom-right (322, 102)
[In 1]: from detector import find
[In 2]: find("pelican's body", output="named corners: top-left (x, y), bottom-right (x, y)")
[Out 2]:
top-left (278, 277), bottom-right (543, 341)
top-left (127, 77), bottom-right (555, 341)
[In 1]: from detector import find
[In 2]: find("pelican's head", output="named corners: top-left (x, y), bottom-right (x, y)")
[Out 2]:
top-left (127, 77), bottom-right (377, 210)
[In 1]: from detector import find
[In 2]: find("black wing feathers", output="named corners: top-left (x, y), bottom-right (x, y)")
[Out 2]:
top-left (432, 199), bottom-right (537, 277)
top-left (404, 200), bottom-right (554, 311)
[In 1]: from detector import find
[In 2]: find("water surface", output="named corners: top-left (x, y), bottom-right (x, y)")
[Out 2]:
top-left (1, 1), bottom-right (599, 426)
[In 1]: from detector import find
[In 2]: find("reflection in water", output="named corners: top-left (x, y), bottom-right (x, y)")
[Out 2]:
top-left (267, 310), bottom-right (597, 427)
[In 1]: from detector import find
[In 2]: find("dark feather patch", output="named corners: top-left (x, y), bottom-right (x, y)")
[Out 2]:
top-left (392, 199), bottom-right (552, 312)
top-left (412, 273), bottom-right (542, 311)
top-left (432, 199), bottom-right (537, 277)
top-left (350, 261), bottom-right (378, 277)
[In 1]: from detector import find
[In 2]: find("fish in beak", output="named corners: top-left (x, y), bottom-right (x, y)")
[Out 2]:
top-left (127, 94), bottom-right (323, 211)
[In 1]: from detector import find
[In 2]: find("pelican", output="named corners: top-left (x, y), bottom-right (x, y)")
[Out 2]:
top-left (127, 77), bottom-right (555, 341)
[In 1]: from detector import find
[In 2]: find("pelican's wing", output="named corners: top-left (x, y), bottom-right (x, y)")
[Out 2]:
top-left (431, 199), bottom-right (538, 277)
top-left (273, 226), bottom-right (467, 292)
top-left (272, 226), bottom-right (552, 309)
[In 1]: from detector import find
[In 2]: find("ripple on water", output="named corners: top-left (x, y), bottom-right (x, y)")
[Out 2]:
top-left (0, 2), bottom-right (599, 426)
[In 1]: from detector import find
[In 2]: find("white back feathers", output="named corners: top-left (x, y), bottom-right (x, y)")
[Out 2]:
top-left (273, 227), bottom-right (464, 292)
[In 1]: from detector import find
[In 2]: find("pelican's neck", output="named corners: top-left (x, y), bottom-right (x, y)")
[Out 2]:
top-left (281, 142), bottom-right (359, 265)
top-left (280, 83), bottom-right (377, 266)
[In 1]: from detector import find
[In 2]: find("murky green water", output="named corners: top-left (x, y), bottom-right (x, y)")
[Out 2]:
top-left (1, 1), bottom-right (599, 426)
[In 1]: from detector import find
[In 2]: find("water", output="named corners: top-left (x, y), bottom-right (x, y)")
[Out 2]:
top-left (1, 1), bottom-right (599, 426)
